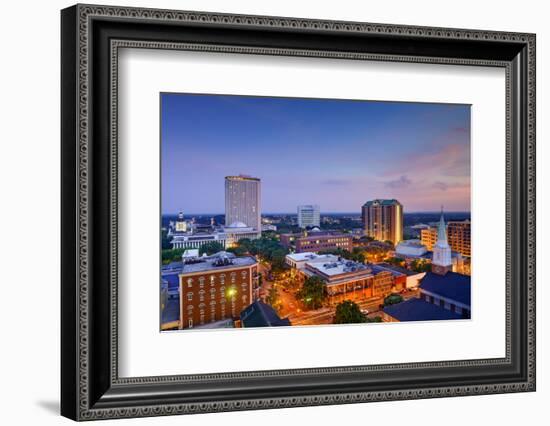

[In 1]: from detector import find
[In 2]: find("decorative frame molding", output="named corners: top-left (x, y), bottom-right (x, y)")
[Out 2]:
top-left (61, 4), bottom-right (536, 421)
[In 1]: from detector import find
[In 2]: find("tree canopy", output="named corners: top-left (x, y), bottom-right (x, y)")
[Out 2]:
top-left (384, 256), bottom-right (406, 267)
top-left (161, 248), bottom-right (186, 264)
top-left (384, 293), bottom-right (404, 306)
top-left (199, 241), bottom-right (225, 256)
top-left (233, 236), bottom-right (289, 271)
top-left (318, 247), bottom-right (365, 263)
top-left (333, 300), bottom-right (366, 324)
top-left (296, 276), bottom-right (326, 310)
top-left (410, 259), bottom-right (431, 273)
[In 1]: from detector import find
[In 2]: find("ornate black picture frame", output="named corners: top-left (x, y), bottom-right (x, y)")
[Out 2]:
top-left (61, 4), bottom-right (536, 421)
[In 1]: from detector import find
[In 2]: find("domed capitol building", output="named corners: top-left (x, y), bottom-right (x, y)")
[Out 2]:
top-left (169, 175), bottom-right (262, 250)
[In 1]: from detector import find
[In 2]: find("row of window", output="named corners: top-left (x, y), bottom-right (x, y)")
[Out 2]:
top-left (185, 272), bottom-right (249, 288)
top-left (185, 295), bottom-right (248, 309)
top-left (423, 293), bottom-right (470, 319)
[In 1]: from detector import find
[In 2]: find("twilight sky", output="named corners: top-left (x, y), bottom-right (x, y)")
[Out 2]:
top-left (161, 93), bottom-right (470, 215)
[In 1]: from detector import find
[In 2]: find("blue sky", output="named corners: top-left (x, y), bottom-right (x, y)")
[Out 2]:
top-left (161, 93), bottom-right (470, 214)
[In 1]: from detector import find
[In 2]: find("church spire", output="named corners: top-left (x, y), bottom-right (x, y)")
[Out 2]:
top-left (437, 206), bottom-right (448, 244)
top-left (432, 206), bottom-right (452, 275)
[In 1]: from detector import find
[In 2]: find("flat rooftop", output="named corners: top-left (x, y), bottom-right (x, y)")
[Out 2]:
top-left (397, 239), bottom-right (425, 247)
top-left (162, 251), bottom-right (257, 276)
top-left (375, 263), bottom-right (419, 277)
top-left (308, 259), bottom-right (371, 277)
top-left (286, 252), bottom-right (338, 263)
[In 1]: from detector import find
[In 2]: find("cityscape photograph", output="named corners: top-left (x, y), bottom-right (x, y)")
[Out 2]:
top-left (160, 93), bottom-right (471, 331)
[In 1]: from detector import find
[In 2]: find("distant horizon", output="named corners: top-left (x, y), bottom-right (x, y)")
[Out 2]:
top-left (162, 210), bottom-right (472, 217)
top-left (162, 94), bottom-right (471, 214)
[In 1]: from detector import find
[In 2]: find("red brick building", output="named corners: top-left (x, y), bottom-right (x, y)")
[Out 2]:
top-left (178, 253), bottom-right (258, 329)
top-left (295, 233), bottom-right (353, 253)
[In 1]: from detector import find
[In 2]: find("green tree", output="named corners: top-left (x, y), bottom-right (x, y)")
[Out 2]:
top-left (385, 257), bottom-right (405, 267)
top-left (161, 229), bottom-right (172, 250)
top-left (351, 247), bottom-right (366, 263)
top-left (333, 300), bottom-right (366, 324)
top-left (410, 259), bottom-right (431, 273)
top-left (266, 285), bottom-right (278, 307)
top-left (296, 276), bottom-right (326, 310)
top-left (318, 248), bottom-right (365, 263)
top-left (366, 316), bottom-right (383, 323)
top-left (384, 293), bottom-right (404, 306)
top-left (199, 241), bottom-right (225, 256)
top-left (161, 248), bottom-right (186, 264)
top-left (226, 245), bottom-right (248, 256)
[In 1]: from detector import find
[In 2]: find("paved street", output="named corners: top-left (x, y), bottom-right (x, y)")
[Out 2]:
top-left (256, 256), bottom-right (421, 326)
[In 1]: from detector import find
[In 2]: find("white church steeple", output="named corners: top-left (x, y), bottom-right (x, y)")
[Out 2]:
top-left (432, 206), bottom-right (452, 275)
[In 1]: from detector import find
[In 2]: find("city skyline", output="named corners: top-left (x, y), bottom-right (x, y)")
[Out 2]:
top-left (162, 93), bottom-right (471, 214)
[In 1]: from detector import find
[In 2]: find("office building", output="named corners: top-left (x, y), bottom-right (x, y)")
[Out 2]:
top-left (421, 220), bottom-right (471, 258)
top-left (225, 175), bottom-right (261, 237)
top-left (297, 204), bottom-right (320, 228)
top-left (361, 199), bottom-right (403, 244)
top-left (280, 230), bottom-right (353, 253)
top-left (420, 227), bottom-right (438, 251)
top-left (295, 232), bottom-right (353, 253)
top-left (447, 220), bottom-right (471, 257)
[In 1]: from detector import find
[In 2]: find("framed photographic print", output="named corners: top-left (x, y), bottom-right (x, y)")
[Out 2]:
top-left (61, 4), bottom-right (536, 421)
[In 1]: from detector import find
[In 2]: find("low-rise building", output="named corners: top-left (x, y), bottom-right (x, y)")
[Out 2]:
top-left (280, 230), bottom-right (353, 253)
top-left (240, 300), bottom-right (291, 327)
top-left (176, 252), bottom-right (259, 329)
top-left (170, 222), bottom-right (259, 250)
top-left (295, 233), bottom-right (353, 253)
top-left (285, 252), bottom-right (339, 270)
top-left (419, 271), bottom-right (471, 318)
top-left (395, 239), bottom-right (428, 257)
top-left (382, 298), bottom-right (463, 322)
top-left (375, 262), bottom-right (426, 289)
top-left (300, 259), bottom-right (407, 305)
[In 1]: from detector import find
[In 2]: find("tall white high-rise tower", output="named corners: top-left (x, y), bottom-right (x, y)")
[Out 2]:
top-left (225, 175), bottom-right (261, 237)
top-left (432, 207), bottom-right (452, 275)
top-left (297, 205), bottom-right (320, 228)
